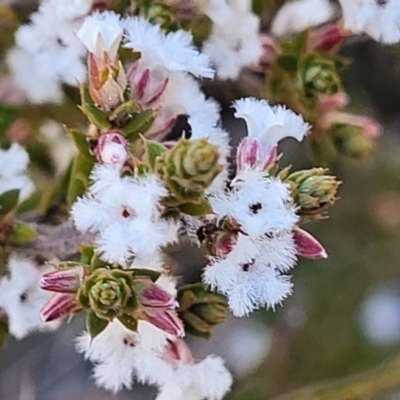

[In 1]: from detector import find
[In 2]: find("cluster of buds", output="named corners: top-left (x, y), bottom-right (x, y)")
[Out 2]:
top-left (178, 284), bottom-right (228, 339)
top-left (155, 138), bottom-right (222, 206)
top-left (286, 168), bottom-right (340, 217)
top-left (40, 262), bottom-right (183, 338)
top-left (301, 54), bottom-right (342, 99)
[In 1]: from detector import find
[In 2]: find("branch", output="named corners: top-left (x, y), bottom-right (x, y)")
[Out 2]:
top-left (273, 355), bottom-right (400, 400)
top-left (12, 220), bottom-right (94, 260)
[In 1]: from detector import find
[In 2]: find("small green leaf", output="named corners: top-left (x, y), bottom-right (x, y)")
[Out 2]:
top-left (180, 310), bottom-right (211, 339)
top-left (79, 86), bottom-right (110, 129)
top-left (121, 110), bottom-right (156, 141)
top-left (68, 129), bottom-right (95, 161)
top-left (57, 261), bottom-right (87, 269)
top-left (144, 139), bottom-right (167, 170)
top-left (108, 100), bottom-right (140, 122)
top-left (9, 223), bottom-right (37, 244)
top-left (118, 314), bottom-right (138, 332)
top-left (0, 189), bottom-right (20, 216)
top-left (0, 104), bottom-right (18, 132)
top-left (86, 310), bottom-right (109, 338)
top-left (80, 245), bottom-right (95, 265)
top-left (177, 198), bottom-right (212, 216)
top-left (67, 154), bottom-right (95, 206)
top-left (90, 252), bottom-right (108, 270)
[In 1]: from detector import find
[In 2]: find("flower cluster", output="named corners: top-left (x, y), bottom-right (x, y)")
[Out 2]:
top-left (1, 2), bottom-right (373, 400)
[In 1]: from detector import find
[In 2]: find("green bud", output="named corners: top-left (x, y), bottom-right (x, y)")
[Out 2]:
top-left (301, 55), bottom-right (341, 98)
top-left (78, 268), bottom-right (137, 321)
top-left (178, 284), bottom-right (228, 339)
top-left (329, 123), bottom-right (374, 159)
top-left (287, 168), bottom-right (340, 215)
top-left (142, 2), bottom-right (180, 31)
top-left (156, 138), bottom-right (222, 206)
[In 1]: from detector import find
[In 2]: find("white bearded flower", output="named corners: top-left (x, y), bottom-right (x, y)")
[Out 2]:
top-left (124, 17), bottom-right (214, 78)
top-left (7, 0), bottom-right (90, 103)
top-left (272, 0), bottom-right (337, 37)
top-left (233, 98), bottom-right (310, 154)
top-left (206, 169), bottom-right (299, 317)
top-left (77, 11), bottom-right (123, 62)
top-left (339, 0), bottom-right (400, 44)
top-left (0, 255), bottom-right (61, 339)
top-left (202, 0), bottom-right (262, 79)
top-left (71, 165), bottom-right (179, 268)
top-left (0, 143), bottom-right (34, 201)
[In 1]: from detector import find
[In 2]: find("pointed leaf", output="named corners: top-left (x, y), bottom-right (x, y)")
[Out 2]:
top-left (79, 245), bottom-right (95, 265)
top-left (9, 223), bottom-right (37, 244)
top-left (67, 154), bottom-right (94, 206)
top-left (79, 86), bottom-right (110, 129)
top-left (86, 310), bottom-right (109, 338)
top-left (144, 139), bottom-right (167, 170)
top-left (0, 189), bottom-right (19, 216)
top-left (121, 110), bottom-right (156, 141)
top-left (68, 129), bottom-right (95, 161)
top-left (118, 314), bottom-right (138, 332)
top-left (108, 100), bottom-right (140, 122)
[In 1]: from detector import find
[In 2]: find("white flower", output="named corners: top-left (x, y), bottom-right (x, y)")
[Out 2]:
top-left (204, 234), bottom-right (296, 317)
top-left (0, 255), bottom-right (61, 339)
top-left (272, 0), bottom-right (337, 37)
top-left (7, 0), bottom-right (89, 103)
top-left (71, 165), bottom-right (179, 268)
top-left (76, 319), bottom-right (174, 393)
top-left (0, 143), bottom-right (34, 201)
top-left (211, 170), bottom-right (298, 237)
top-left (152, 354), bottom-right (232, 400)
top-left (77, 11), bottom-right (123, 62)
top-left (206, 170), bottom-right (299, 316)
top-left (203, 2), bottom-right (262, 79)
top-left (233, 98), bottom-right (310, 153)
top-left (124, 17), bottom-right (214, 78)
top-left (339, 0), bottom-right (400, 44)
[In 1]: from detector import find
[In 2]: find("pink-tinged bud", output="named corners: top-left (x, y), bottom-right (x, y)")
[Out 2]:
top-left (216, 235), bottom-right (236, 258)
top-left (142, 309), bottom-right (185, 337)
top-left (236, 137), bottom-right (278, 171)
top-left (139, 283), bottom-right (176, 310)
top-left (40, 293), bottom-right (77, 322)
top-left (318, 92), bottom-right (349, 112)
top-left (96, 132), bottom-right (129, 169)
top-left (250, 34), bottom-right (277, 72)
top-left (308, 24), bottom-right (348, 53)
top-left (293, 227), bottom-right (327, 259)
top-left (40, 267), bottom-right (85, 293)
top-left (162, 339), bottom-right (193, 365)
top-left (322, 112), bottom-right (382, 139)
top-left (128, 62), bottom-right (169, 107)
top-left (88, 53), bottom-right (127, 111)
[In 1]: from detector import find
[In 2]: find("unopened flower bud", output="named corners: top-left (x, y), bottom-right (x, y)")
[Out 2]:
top-left (40, 293), bottom-right (77, 322)
top-left (142, 309), bottom-right (185, 337)
top-left (96, 132), bottom-right (129, 169)
top-left (127, 62), bottom-right (169, 107)
top-left (308, 24), bottom-right (347, 53)
top-left (250, 34), bottom-right (277, 72)
top-left (88, 54), bottom-right (127, 112)
top-left (293, 227), bottom-right (327, 259)
top-left (287, 168), bottom-right (340, 214)
top-left (178, 284), bottom-right (228, 339)
top-left (301, 55), bottom-right (341, 98)
top-left (318, 92), bottom-right (349, 112)
top-left (135, 278), bottom-right (176, 309)
top-left (40, 266), bottom-right (86, 293)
